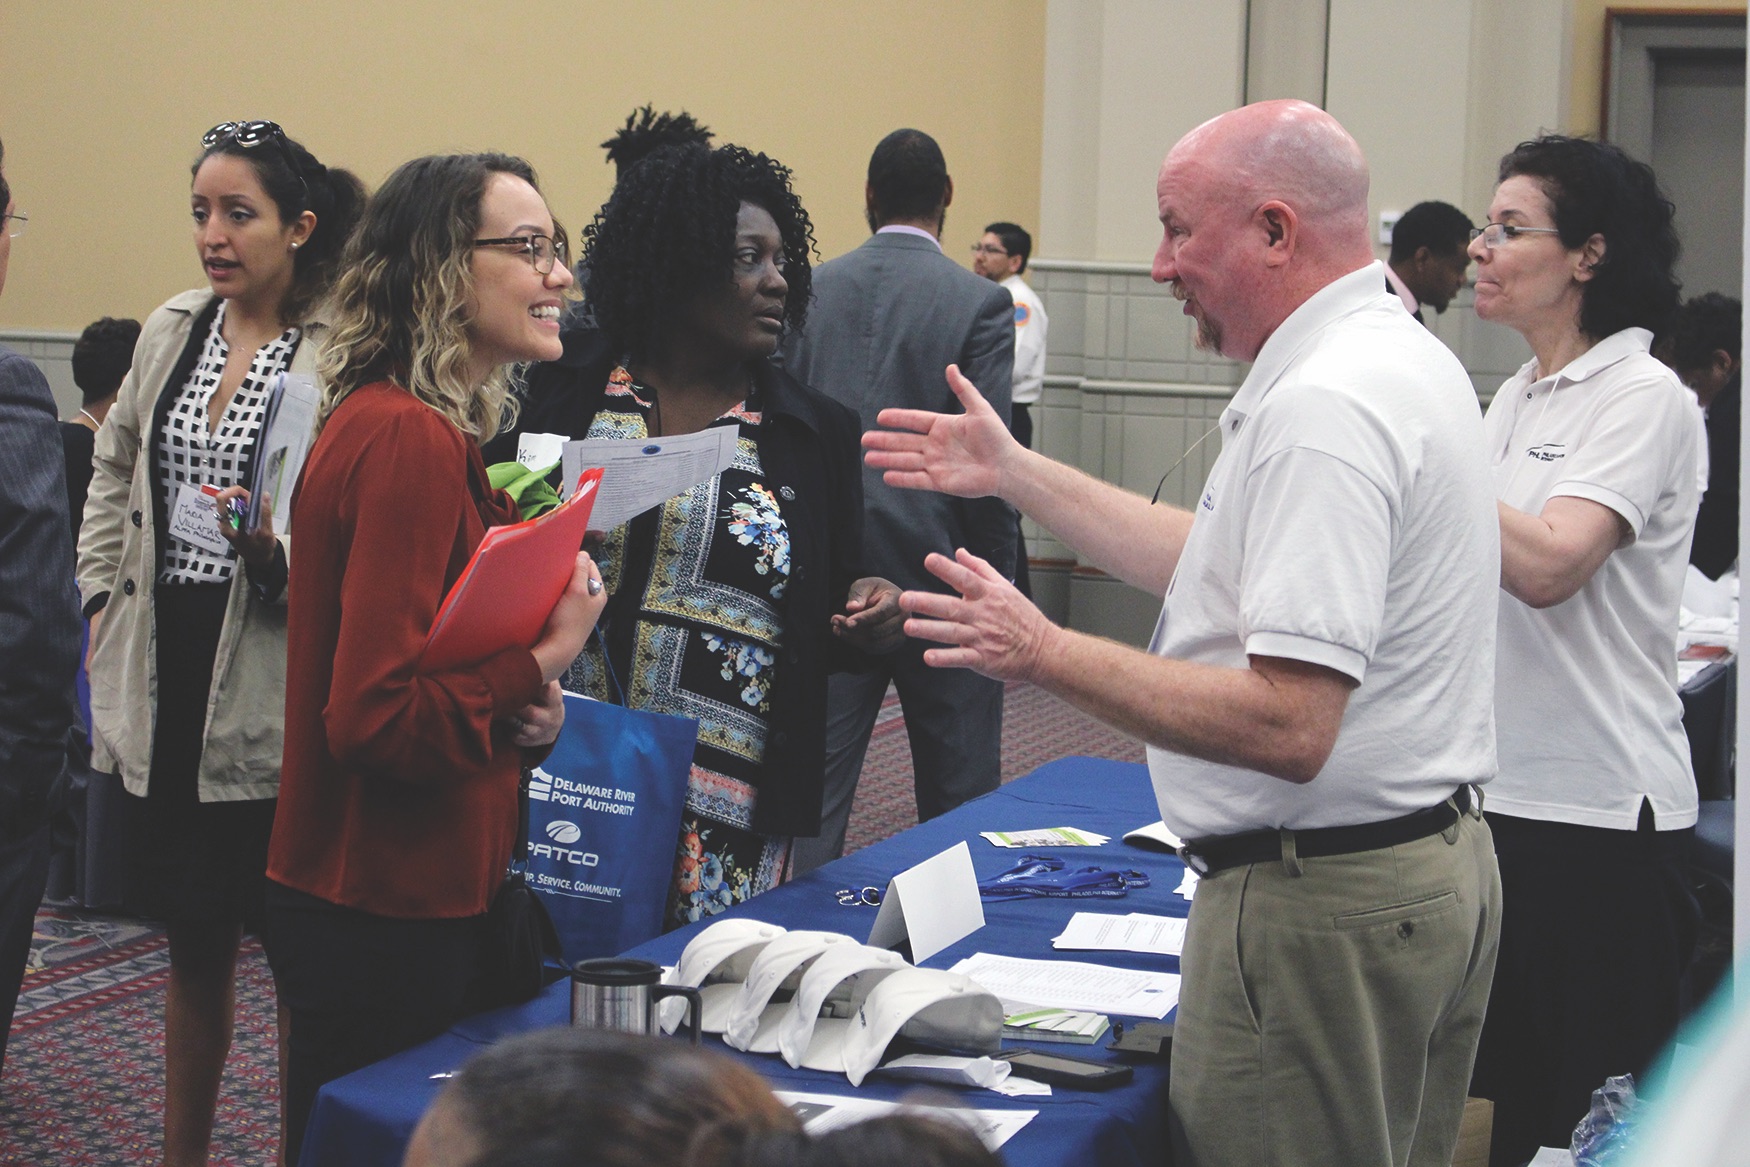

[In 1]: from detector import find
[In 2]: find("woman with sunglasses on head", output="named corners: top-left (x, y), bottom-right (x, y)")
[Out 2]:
top-left (1464, 135), bottom-right (1697, 1167)
top-left (262, 153), bottom-right (606, 1160)
top-left (484, 143), bottom-right (903, 929)
top-left (76, 119), bottom-right (362, 1167)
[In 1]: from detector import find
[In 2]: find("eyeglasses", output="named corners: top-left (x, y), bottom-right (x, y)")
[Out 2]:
top-left (971, 243), bottom-right (1010, 257)
top-left (473, 234), bottom-right (569, 276)
top-left (201, 120), bottom-right (310, 206)
top-left (1470, 222), bottom-right (1562, 249)
top-left (2, 211), bottom-right (25, 239)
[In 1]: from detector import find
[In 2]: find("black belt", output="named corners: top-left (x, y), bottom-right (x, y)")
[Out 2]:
top-left (1178, 786), bottom-right (1475, 877)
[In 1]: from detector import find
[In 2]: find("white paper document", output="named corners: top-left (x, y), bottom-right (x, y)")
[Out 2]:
top-left (561, 427), bottom-right (738, 530)
top-left (515, 431), bottom-right (567, 471)
top-left (1175, 869), bottom-right (1199, 900)
top-left (950, 953), bottom-right (1181, 1019)
top-left (774, 1091), bottom-right (1037, 1150)
top-left (1052, 911), bottom-right (1187, 956)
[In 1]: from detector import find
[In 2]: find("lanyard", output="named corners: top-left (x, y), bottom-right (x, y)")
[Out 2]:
top-left (977, 854), bottom-right (1151, 901)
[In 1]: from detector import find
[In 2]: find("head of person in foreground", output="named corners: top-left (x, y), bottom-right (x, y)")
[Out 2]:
top-left (401, 1026), bottom-right (800, 1167)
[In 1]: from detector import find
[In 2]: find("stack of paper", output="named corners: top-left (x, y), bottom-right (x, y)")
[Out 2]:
top-left (1002, 1007), bottom-right (1111, 1044)
top-left (949, 952), bottom-right (1181, 1019)
top-left (979, 827), bottom-right (1109, 848)
top-left (1051, 912), bottom-right (1187, 956)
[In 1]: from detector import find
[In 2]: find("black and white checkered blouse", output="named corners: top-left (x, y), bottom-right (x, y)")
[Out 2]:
top-left (156, 301), bottom-right (300, 584)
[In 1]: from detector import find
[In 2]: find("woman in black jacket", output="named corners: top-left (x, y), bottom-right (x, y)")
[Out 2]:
top-left (487, 143), bottom-right (902, 927)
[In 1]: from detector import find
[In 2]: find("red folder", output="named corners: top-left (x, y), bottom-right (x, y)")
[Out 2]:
top-left (421, 469), bottom-right (604, 672)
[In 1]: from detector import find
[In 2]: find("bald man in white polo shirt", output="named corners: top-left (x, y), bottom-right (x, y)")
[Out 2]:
top-left (864, 100), bottom-right (1502, 1167)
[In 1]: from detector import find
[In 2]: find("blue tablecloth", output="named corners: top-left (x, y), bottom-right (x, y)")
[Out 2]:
top-left (300, 756), bottom-right (1182, 1167)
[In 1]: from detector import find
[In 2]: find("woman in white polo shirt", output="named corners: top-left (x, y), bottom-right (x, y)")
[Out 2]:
top-left (1466, 135), bottom-right (1698, 1167)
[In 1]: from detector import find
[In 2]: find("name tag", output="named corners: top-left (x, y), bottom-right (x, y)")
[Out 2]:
top-left (169, 483), bottom-right (233, 556)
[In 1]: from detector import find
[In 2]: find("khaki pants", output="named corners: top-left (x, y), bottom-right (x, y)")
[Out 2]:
top-left (1170, 806), bottom-right (1501, 1167)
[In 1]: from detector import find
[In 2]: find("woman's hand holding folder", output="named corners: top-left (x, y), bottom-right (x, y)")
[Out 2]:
top-left (530, 551), bottom-right (607, 684)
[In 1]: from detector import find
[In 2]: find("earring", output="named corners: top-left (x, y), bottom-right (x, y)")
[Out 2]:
top-left (290, 242), bottom-right (301, 251)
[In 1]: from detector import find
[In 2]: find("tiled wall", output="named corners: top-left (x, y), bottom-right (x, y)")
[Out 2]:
top-left (1023, 259), bottom-right (1530, 641)
top-left (0, 331), bottom-right (79, 417)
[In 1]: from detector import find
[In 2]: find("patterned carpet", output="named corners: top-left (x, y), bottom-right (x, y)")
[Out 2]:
top-left (0, 681), bottom-right (1143, 1164)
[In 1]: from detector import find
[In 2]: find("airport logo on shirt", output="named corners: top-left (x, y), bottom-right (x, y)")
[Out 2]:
top-left (1525, 442), bottom-right (1567, 462)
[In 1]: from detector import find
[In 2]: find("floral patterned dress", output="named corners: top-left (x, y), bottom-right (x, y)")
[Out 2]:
top-left (563, 367), bottom-right (793, 927)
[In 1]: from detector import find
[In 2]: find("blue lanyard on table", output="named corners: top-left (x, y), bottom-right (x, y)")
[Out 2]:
top-left (977, 854), bottom-right (1151, 900)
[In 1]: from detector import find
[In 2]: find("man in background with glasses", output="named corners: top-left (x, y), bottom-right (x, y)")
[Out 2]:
top-left (0, 134), bottom-right (83, 1083)
top-left (972, 221), bottom-right (1048, 598)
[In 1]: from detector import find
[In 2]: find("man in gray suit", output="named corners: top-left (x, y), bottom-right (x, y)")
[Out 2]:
top-left (0, 136), bottom-right (81, 1078)
top-left (784, 129), bottom-right (1015, 873)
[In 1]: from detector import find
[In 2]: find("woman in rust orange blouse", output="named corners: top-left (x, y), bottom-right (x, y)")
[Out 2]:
top-left (263, 153), bottom-right (606, 1161)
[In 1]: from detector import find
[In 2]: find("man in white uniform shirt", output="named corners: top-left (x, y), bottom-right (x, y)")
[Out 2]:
top-left (973, 220), bottom-right (1048, 596)
top-left (864, 100), bottom-right (1502, 1167)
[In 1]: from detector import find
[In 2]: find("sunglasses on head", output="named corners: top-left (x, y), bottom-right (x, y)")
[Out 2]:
top-left (202, 120), bottom-right (290, 150)
top-left (201, 120), bottom-right (309, 205)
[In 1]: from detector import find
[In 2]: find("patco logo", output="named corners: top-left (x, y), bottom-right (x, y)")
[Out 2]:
top-left (528, 836), bottom-right (601, 867)
top-left (546, 821), bottom-right (582, 845)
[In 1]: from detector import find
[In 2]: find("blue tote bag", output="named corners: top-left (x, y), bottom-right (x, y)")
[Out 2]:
top-left (523, 692), bottom-right (698, 961)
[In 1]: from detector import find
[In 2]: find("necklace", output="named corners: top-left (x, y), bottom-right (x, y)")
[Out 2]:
top-left (78, 408), bottom-right (102, 430)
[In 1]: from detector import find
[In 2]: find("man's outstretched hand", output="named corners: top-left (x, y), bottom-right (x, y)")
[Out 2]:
top-left (862, 363), bottom-right (1019, 499)
top-left (900, 548), bottom-right (1057, 682)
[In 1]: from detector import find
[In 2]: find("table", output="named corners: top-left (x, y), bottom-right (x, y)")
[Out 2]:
top-left (299, 757), bottom-right (1184, 1167)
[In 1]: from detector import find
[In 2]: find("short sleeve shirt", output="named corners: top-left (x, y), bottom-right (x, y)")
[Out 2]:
top-left (1483, 328), bottom-right (1698, 830)
top-left (1146, 264), bottom-right (1500, 838)
top-left (1002, 275), bottom-right (1048, 406)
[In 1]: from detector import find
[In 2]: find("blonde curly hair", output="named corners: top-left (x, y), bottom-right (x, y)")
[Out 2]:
top-left (316, 153), bottom-right (563, 442)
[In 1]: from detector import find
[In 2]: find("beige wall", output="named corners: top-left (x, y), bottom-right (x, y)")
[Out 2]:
top-left (0, 1), bottom-right (1045, 332)
top-left (1040, 0), bottom-right (1247, 264)
top-left (1570, 0), bottom-right (1748, 137)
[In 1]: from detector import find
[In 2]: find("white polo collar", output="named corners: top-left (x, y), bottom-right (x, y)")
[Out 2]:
top-left (1220, 262), bottom-right (1387, 437)
top-left (1525, 327), bottom-right (1654, 391)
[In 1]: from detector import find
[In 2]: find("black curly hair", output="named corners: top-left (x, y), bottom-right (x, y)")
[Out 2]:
top-left (580, 143), bottom-right (815, 364)
top-left (601, 105), bottom-right (713, 182)
top-left (1498, 135), bottom-right (1681, 340)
